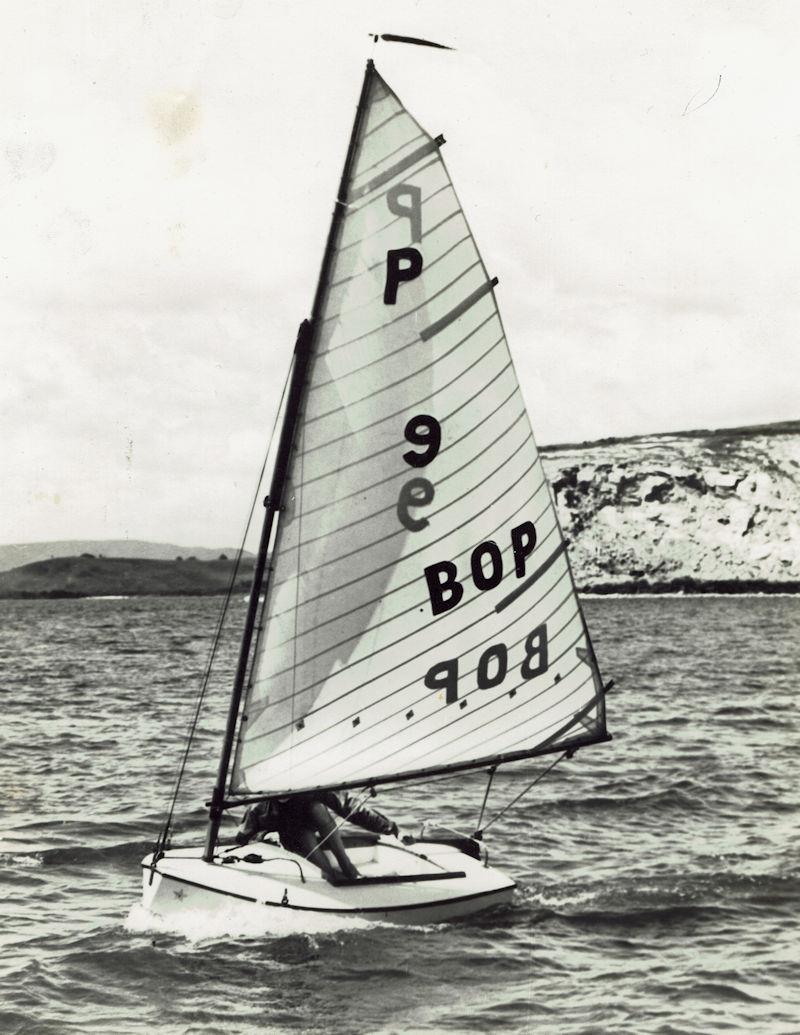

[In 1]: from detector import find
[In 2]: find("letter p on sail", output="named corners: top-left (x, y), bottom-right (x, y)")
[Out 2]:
top-left (387, 183), bottom-right (422, 243)
top-left (511, 521), bottom-right (537, 577)
top-left (384, 247), bottom-right (423, 304)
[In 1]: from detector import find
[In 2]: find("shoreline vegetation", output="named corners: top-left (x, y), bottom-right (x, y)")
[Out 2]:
top-left (0, 555), bottom-right (256, 600)
top-left (580, 578), bottom-right (800, 595)
top-left (0, 555), bottom-right (797, 599)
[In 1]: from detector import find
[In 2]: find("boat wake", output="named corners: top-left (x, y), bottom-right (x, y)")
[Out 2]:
top-left (125, 901), bottom-right (375, 943)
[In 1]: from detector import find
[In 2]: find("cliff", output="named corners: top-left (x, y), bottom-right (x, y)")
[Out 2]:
top-left (540, 420), bottom-right (800, 591)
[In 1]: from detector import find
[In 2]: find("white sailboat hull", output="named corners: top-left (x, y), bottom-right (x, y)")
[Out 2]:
top-left (141, 835), bottom-right (515, 926)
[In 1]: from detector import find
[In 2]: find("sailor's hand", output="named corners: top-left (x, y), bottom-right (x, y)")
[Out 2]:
top-left (387, 822), bottom-right (399, 838)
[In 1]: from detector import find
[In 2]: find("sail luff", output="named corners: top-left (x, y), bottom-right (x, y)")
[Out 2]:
top-left (310, 60), bottom-right (377, 325)
top-left (226, 61), bottom-right (381, 802)
top-left (204, 62), bottom-right (379, 853)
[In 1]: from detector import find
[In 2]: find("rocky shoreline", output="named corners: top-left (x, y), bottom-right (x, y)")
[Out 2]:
top-left (541, 419), bottom-right (800, 591)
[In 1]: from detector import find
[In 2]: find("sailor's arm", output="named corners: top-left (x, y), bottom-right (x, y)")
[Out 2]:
top-left (321, 791), bottom-right (399, 837)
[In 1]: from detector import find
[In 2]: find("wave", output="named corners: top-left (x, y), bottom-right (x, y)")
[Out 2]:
top-left (1, 839), bottom-right (154, 869)
top-left (560, 901), bottom-right (734, 929)
top-left (582, 591), bottom-right (800, 598)
top-left (515, 867), bottom-right (800, 932)
top-left (536, 785), bottom-right (708, 816)
top-left (0, 850), bottom-right (42, 868)
top-left (687, 980), bottom-right (767, 1005)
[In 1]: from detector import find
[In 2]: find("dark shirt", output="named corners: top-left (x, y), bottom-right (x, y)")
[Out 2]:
top-left (236, 791), bottom-right (397, 846)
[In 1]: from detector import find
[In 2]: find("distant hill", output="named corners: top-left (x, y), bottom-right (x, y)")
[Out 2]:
top-left (0, 540), bottom-right (251, 574)
top-left (0, 556), bottom-right (256, 599)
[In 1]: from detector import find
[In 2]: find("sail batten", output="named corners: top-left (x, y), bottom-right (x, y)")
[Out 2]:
top-left (318, 261), bottom-right (484, 356)
top-left (496, 540), bottom-right (569, 613)
top-left (352, 138), bottom-right (443, 198)
top-left (420, 278), bottom-right (499, 341)
top-left (230, 64), bottom-right (608, 796)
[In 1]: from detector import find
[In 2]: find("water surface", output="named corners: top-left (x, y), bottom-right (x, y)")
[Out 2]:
top-left (1, 595), bottom-right (798, 1033)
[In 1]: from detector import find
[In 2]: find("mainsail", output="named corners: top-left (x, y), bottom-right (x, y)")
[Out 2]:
top-left (230, 63), bottom-right (608, 797)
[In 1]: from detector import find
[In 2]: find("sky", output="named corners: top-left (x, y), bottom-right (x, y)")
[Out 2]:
top-left (2, 0), bottom-right (799, 549)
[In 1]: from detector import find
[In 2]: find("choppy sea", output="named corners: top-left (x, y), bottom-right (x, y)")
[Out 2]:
top-left (1, 595), bottom-right (798, 1034)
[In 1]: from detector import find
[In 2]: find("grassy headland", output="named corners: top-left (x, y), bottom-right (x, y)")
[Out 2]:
top-left (0, 555), bottom-right (256, 599)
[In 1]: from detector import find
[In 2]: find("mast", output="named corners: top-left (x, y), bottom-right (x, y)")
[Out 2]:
top-left (202, 60), bottom-right (376, 862)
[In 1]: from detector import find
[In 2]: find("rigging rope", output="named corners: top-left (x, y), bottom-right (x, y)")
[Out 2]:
top-left (474, 751), bottom-right (571, 838)
top-left (151, 364), bottom-right (292, 863)
top-left (302, 787), bottom-right (377, 860)
top-left (475, 766), bottom-right (497, 833)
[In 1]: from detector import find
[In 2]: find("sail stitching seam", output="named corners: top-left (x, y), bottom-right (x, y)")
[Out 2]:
top-left (351, 130), bottom-right (426, 181)
top-left (272, 422), bottom-right (534, 604)
top-left (250, 512), bottom-right (561, 730)
top-left (277, 409), bottom-right (528, 560)
top-left (292, 379), bottom-right (518, 522)
top-left (319, 233), bottom-right (471, 331)
top-left (297, 322), bottom-right (505, 466)
top-left (284, 587), bottom-right (582, 771)
top-left (272, 431), bottom-right (535, 586)
top-left (258, 474), bottom-right (550, 691)
top-left (378, 658), bottom-right (590, 781)
top-left (267, 415), bottom-right (532, 629)
top-left (245, 559), bottom-right (572, 757)
top-left (335, 179), bottom-right (452, 257)
top-left (314, 259), bottom-right (482, 365)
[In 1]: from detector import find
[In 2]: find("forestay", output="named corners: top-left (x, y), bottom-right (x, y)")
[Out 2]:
top-left (230, 64), bottom-right (608, 797)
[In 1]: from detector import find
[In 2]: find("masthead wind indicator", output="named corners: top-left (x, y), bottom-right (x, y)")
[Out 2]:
top-left (371, 33), bottom-right (454, 51)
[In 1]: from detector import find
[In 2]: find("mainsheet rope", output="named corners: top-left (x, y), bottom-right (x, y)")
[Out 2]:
top-left (151, 363), bottom-right (292, 862)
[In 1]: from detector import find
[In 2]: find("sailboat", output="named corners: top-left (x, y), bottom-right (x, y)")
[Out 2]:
top-left (141, 47), bottom-right (611, 926)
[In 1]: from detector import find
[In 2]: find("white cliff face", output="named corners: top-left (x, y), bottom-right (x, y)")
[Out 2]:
top-left (540, 423), bottom-right (800, 588)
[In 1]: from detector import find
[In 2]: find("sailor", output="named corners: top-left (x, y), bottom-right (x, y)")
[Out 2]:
top-left (235, 791), bottom-right (399, 883)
